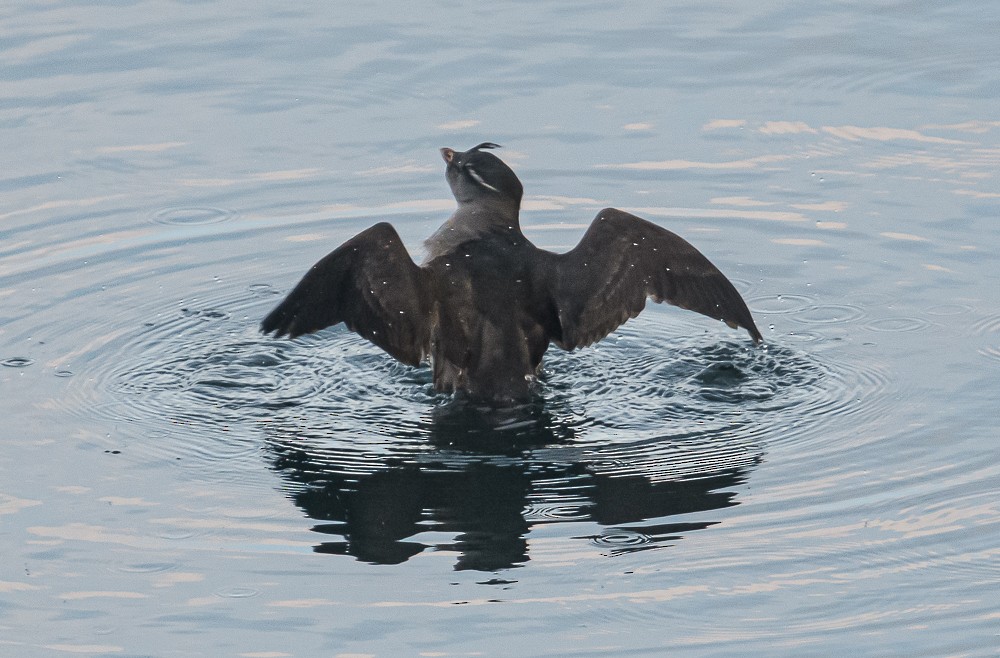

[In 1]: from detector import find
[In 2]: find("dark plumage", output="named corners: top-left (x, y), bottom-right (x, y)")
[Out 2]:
top-left (261, 143), bottom-right (762, 404)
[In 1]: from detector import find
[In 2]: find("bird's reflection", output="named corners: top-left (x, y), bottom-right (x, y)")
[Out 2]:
top-left (265, 398), bottom-right (759, 571)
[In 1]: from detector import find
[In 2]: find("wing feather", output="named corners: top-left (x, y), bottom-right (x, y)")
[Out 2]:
top-left (550, 208), bottom-right (761, 349)
top-left (260, 222), bottom-right (431, 365)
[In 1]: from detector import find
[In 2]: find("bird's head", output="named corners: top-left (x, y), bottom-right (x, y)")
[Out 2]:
top-left (440, 143), bottom-right (524, 208)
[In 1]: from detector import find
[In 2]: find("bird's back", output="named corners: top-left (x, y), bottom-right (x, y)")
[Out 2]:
top-left (425, 232), bottom-right (556, 403)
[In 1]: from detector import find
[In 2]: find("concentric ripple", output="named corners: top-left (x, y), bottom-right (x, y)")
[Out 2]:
top-left (748, 293), bottom-right (816, 315)
top-left (51, 268), bottom-right (898, 570)
top-left (35, 205), bottom-right (896, 566)
top-left (864, 317), bottom-right (933, 333)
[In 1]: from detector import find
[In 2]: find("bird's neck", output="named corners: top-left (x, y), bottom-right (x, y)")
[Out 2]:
top-left (423, 199), bottom-right (523, 261)
top-left (456, 197), bottom-right (522, 230)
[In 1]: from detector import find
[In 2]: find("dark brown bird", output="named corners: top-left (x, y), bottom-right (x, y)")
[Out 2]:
top-left (261, 143), bottom-right (762, 404)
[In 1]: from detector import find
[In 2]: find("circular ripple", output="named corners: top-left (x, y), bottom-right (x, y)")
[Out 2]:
top-left (791, 304), bottom-right (866, 325)
top-left (925, 303), bottom-right (973, 317)
top-left (748, 294), bottom-right (815, 315)
top-left (1, 356), bottom-right (33, 368)
top-left (524, 504), bottom-right (591, 522)
top-left (54, 283), bottom-right (297, 469)
top-left (215, 586), bottom-right (259, 599)
top-left (248, 283), bottom-right (282, 297)
top-left (780, 330), bottom-right (825, 343)
top-left (864, 317), bottom-right (932, 333)
top-left (591, 530), bottom-right (651, 549)
top-left (150, 206), bottom-right (236, 226)
top-left (537, 314), bottom-right (892, 455)
top-left (115, 562), bottom-right (175, 574)
top-left (155, 529), bottom-right (198, 541)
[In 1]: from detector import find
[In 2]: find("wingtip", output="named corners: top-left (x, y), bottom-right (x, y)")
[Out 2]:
top-left (259, 316), bottom-right (277, 336)
top-left (259, 313), bottom-right (289, 339)
top-left (259, 325), bottom-right (282, 339)
top-left (261, 314), bottom-right (310, 340)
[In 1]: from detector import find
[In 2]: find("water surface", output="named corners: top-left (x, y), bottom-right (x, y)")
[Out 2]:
top-left (2, 1), bottom-right (998, 656)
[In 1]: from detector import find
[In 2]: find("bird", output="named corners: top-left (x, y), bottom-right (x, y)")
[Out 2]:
top-left (261, 143), bottom-right (762, 405)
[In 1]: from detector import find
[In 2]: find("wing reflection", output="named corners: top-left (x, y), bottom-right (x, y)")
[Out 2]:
top-left (264, 400), bottom-right (760, 571)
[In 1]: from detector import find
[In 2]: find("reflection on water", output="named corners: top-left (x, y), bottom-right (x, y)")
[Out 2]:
top-left (265, 400), bottom-right (758, 570)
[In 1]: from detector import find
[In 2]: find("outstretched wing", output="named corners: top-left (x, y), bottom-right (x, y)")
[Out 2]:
top-left (548, 208), bottom-right (762, 350)
top-left (260, 222), bottom-right (432, 366)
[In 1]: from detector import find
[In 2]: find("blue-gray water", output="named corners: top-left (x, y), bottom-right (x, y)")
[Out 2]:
top-left (2, 1), bottom-right (998, 656)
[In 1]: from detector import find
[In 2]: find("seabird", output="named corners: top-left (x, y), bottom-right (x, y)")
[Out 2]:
top-left (261, 143), bottom-right (762, 404)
